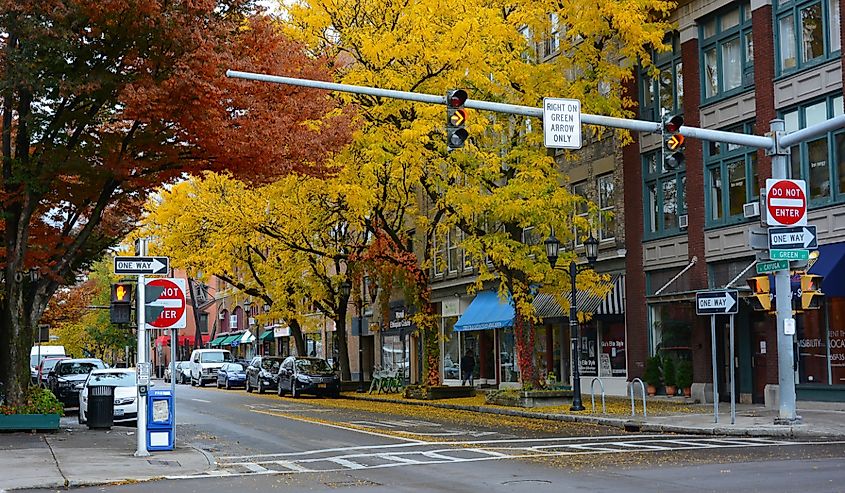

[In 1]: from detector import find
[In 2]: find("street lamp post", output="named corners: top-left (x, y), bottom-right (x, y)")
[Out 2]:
top-left (545, 230), bottom-right (599, 412)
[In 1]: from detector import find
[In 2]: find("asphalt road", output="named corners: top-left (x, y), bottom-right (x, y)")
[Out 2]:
top-left (24, 383), bottom-right (845, 492)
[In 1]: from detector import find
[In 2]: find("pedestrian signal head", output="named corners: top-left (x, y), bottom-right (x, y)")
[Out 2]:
top-left (111, 283), bottom-right (132, 303)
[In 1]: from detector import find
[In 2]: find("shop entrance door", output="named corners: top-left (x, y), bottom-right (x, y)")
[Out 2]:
top-left (750, 318), bottom-right (768, 404)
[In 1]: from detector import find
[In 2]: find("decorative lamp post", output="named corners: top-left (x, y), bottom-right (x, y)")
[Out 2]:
top-left (545, 230), bottom-right (599, 412)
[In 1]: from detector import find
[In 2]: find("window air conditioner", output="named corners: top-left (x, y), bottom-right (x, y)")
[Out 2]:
top-left (678, 214), bottom-right (689, 229)
top-left (743, 201), bottom-right (760, 218)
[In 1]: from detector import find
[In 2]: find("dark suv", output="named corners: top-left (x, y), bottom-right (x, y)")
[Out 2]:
top-left (48, 358), bottom-right (106, 407)
top-left (245, 356), bottom-right (284, 394)
top-left (276, 356), bottom-right (340, 398)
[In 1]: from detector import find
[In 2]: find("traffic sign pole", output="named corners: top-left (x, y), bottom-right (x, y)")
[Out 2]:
top-left (136, 241), bottom-right (150, 457)
top-left (711, 315), bottom-right (718, 424)
top-left (770, 120), bottom-right (800, 424)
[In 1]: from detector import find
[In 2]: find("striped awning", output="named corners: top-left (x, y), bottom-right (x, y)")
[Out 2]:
top-left (534, 273), bottom-right (624, 319)
top-left (597, 274), bottom-right (626, 315)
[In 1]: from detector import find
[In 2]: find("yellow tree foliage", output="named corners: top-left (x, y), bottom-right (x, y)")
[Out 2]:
top-left (282, 0), bottom-right (672, 385)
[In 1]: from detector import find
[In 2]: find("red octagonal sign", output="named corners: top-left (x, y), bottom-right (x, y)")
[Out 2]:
top-left (766, 179), bottom-right (807, 226)
top-left (145, 278), bottom-right (187, 329)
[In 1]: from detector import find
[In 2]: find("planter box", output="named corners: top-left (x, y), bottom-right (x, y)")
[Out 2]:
top-left (0, 413), bottom-right (60, 432)
top-left (404, 385), bottom-right (475, 400)
top-left (487, 389), bottom-right (573, 408)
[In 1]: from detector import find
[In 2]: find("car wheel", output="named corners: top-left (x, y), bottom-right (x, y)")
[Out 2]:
top-left (245, 379), bottom-right (252, 393)
top-left (191, 375), bottom-right (197, 386)
top-left (290, 379), bottom-right (299, 398)
top-left (277, 383), bottom-right (285, 397)
top-left (78, 410), bottom-right (86, 425)
top-left (198, 378), bottom-right (205, 387)
top-left (216, 380), bottom-right (222, 389)
top-left (225, 379), bottom-right (231, 390)
top-left (258, 381), bottom-right (265, 394)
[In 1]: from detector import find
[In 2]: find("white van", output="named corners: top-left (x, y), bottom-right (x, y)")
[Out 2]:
top-left (30, 346), bottom-right (66, 380)
top-left (189, 348), bottom-right (233, 386)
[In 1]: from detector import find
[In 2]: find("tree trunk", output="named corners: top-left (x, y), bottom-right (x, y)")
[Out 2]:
top-left (288, 318), bottom-right (306, 356)
top-left (333, 311), bottom-right (352, 381)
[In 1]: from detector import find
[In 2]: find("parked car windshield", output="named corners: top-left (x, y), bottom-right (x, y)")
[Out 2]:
top-left (200, 352), bottom-right (232, 363)
top-left (226, 364), bottom-right (245, 372)
top-left (58, 361), bottom-right (103, 375)
top-left (42, 359), bottom-right (64, 372)
top-left (88, 372), bottom-right (135, 386)
top-left (295, 358), bottom-right (332, 373)
top-left (261, 359), bottom-right (282, 371)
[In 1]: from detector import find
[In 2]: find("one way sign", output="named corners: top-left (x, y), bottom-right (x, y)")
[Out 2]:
top-left (768, 225), bottom-right (817, 250)
top-left (113, 256), bottom-right (169, 275)
top-left (696, 290), bottom-right (739, 315)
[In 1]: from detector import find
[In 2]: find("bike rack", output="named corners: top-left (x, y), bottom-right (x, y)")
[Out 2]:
top-left (630, 378), bottom-right (647, 418)
top-left (590, 377), bottom-right (606, 414)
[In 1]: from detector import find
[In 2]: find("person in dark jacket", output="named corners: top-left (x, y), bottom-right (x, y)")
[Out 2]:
top-left (461, 349), bottom-right (476, 386)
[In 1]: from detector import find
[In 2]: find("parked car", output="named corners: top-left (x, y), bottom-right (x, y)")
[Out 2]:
top-left (77, 368), bottom-right (138, 425)
top-left (245, 356), bottom-right (284, 394)
top-left (276, 356), bottom-right (340, 398)
top-left (48, 358), bottom-right (106, 407)
top-left (216, 363), bottom-right (247, 389)
top-left (164, 361), bottom-right (187, 383)
top-left (188, 349), bottom-right (233, 386)
top-left (176, 361), bottom-right (192, 384)
top-left (30, 346), bottom-right (66, 383)
top-left (36, 356), bottom-right (69, 387)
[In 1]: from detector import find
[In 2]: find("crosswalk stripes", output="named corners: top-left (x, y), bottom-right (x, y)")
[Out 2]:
top-left (166, 435), bottom-right (806, 481)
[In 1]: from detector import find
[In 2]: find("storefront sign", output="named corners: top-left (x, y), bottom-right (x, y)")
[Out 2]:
top-left (442, 298), bottom-right (460, 317)
top-left (273, 325), bottom-right (290, 338)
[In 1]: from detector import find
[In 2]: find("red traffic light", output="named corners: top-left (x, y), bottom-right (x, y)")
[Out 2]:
top-left (664, 115), bottom-right (684, 133)
top-left (447, 89), bottom-right (468, 108)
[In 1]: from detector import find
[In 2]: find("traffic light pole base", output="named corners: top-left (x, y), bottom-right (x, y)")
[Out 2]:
top-left (774, 415), bottom-right (803, 425)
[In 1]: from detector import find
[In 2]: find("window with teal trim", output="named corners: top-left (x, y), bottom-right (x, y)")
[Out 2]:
top-left (705, 121), bottom-right (759, 226)
top-left (644, 152), bottom-right (687, 238)
top-left (640, 32), bottom-right (683, 122)
top-left (776, 0), bottom-right (841, 75)
top-left (782, 94), bottom-right (844, 205)
top-left (700, 2), bottom-right (754, 102)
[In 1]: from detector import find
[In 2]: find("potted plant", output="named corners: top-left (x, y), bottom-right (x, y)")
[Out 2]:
top-left (676, 359), bottom-right (693, 398)
top-left (662, 357), bottom-right (677, 396)
top-left (643, 356), bottom-right (662, 396)
top-left (0, 386), bottom-right (63, 431)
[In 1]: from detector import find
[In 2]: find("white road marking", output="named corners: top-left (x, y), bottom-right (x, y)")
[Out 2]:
top-left (191, 398), bottom-right (211, 403)
top-left (325, 457), bottom-right (367, 469)
top-left (250, 409), bottom-right (425, 443)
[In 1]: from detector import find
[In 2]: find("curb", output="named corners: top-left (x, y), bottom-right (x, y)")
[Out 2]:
top-left (342, 394), bottom-right (845, 439)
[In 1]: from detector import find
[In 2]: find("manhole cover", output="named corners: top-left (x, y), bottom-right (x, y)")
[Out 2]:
top-left (324, 479), bottom-right (381, 488)
top-left (148, 459), bottom-right (181, 466)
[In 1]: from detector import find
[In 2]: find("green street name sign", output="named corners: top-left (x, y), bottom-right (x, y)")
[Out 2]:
top-left (770, 249), bottom-right (810, 261)
top-left (756, 259), bottom-right (789, 274)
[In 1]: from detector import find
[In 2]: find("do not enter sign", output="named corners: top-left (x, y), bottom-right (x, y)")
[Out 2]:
top-left (766, 179), bottom-right (807, 226)
top-left (145, 278), bottom-right (186, 329)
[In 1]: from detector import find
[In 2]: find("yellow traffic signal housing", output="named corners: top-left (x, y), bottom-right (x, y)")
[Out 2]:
top-left (446, 89), bottom-right (469, 150)
top-left (747, 275), bottom-right (772, 311)
top-left (800, 274), bottom-right (824, 310)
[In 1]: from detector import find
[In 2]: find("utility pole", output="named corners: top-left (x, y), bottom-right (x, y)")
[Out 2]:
top-left (226, 69), bottom-right (845, 424)
top-left (135, 239), bottom-right (150, 457)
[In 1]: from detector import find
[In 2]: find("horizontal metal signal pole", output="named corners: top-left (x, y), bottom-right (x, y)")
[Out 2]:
top-left (780, 114), bottom-right (845, 148)
top-left (227, 69), bottom-right (773, 150)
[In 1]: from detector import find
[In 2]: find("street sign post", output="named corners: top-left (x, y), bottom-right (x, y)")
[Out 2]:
top-left (543, 98), bottom-right (581, 149)
top-left (757, 259), bottom-right (789, 274)
top-left (114, 256), bottom-right (169, 275)
top-left (766, 179), bottom-right (807, 226)
top-left (144, 278), bottom-right (187, 329)
top-left (695, 290), bottom-right (739, 315)
top-left (768, 225), bottom-right (817, 250)
top-left (770, 249), bottom-right (810, 261)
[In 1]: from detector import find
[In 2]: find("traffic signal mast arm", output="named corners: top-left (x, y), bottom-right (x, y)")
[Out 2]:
top-left (226, 70), bottom-right (787, 152)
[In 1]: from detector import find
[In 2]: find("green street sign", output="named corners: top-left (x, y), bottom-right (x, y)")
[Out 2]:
top-left (770, 249), bottom-right (809, 261)
top-left (756, 259), bottom-right (789, 274)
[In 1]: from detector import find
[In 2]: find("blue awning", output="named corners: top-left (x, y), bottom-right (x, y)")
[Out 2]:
top-left (809, 242), bottom-right (845, 296)
top-left (454, 291), bottom-right (515, 332)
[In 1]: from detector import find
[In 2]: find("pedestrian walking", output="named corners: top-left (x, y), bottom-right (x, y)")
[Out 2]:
top-left (461, 349), bottom-right (475, 386)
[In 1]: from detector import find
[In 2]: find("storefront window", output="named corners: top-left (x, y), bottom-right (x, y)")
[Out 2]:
top-left (650, 302), bottom-right (694, 360)
top-left (442, 316), bottom-right (460, 380)
top-left (602, 322), bottom-right (627, 377)
top-left (381, 334), bottom-right (409, 378)
top-left (798, 309), bottom-right (828, 384)
top-left (460, 332), bottom-right (482, 381)
top-left (579, 323), bottom-right (598, 376)
top-left (499, 327), bottom-right (519, 383)
top-left (305, 333), bottom-right (322, 357)
top-left (827, 298), bottom-right (845, 385)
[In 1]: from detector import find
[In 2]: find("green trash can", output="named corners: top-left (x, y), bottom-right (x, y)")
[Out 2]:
top-left (87, 385), bottom-right (114, 430)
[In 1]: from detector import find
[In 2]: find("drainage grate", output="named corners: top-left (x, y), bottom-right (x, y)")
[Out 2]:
top-left (148, 459), bottom-right (181, 467)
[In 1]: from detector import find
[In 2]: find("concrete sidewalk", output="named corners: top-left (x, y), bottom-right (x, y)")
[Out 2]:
top-left (344, 393), bottom-right (845, 439)
top-left (0, 416), bottom-right (212, 491)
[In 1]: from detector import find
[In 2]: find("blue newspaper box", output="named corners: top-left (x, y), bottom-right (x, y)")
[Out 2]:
top-left (146, 389), bottom-right (174, 451)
